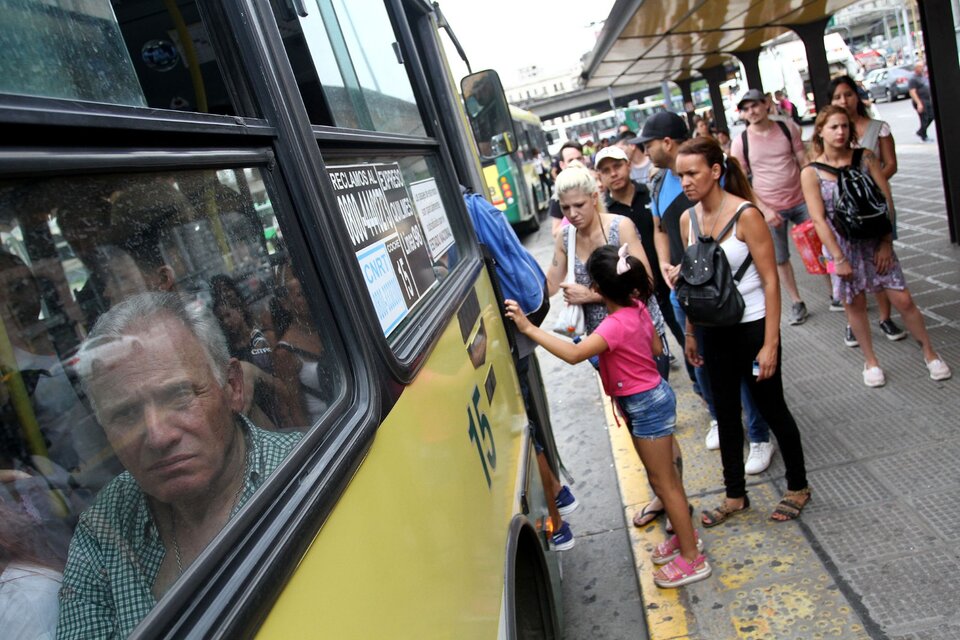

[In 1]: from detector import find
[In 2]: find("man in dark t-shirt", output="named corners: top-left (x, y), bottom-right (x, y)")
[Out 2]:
top-left (908, 62), bottom-right (934, 142)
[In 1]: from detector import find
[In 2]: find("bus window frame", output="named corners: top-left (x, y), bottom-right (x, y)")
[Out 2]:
top-left (0, 144), bottom-right (378, 639)
top-left (265, 0), bottom-right (486, 384)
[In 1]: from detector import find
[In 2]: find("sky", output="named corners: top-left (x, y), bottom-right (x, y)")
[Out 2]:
top-left (436, 0), bottom-right (616, 86)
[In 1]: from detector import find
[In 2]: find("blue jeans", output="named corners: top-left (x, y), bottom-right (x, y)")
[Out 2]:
top-left (616, 379), bottom-right (677, 440)
top-left (670, 289), bottom-right (770, 443)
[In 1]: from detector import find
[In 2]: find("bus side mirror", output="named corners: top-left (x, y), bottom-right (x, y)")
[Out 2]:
top-left (461, 69), bottom-right (516, 161)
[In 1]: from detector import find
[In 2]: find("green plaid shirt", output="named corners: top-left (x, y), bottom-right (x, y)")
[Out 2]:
top-left (56, 418), bottom-right (301, 639)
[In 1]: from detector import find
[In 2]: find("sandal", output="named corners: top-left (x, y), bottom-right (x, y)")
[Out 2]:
top-left (633, 501), bottom-right (665, 528)
top-left (770, 488), bottom-right (812, 522)
top-left (653, 554), bottom-right (712, 588)
top-left (651, 532), bottom-right (704, 565)
top-left (665, 504), bottom-right (694, 534)
top-left (701, 495), bottom-right (750, 528)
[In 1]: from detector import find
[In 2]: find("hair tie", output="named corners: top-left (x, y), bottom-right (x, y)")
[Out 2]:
top-left (616, 244), bottom-right (631, 274)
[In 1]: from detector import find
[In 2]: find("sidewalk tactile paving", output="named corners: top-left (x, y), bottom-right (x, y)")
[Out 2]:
top-left (867, 443), bottom-right (960, 495)
top-left (804, 464), bottom-right (891, 511)
top-left (802, 500), bottom-right (939, 565)
top-left (891, 626), bottom-right (960, 640)
top-left (843, 554), bottom-right (960, 629)
top-left (728, 574), bottom-right (866, 640)
top-left (914, 490), bottom-right (960, 542)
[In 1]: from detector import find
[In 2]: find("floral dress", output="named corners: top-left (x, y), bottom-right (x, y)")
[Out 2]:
top-left (813, 167), bottom-right (906, 303)
top-left (564, 217), bottom-right (666, 337)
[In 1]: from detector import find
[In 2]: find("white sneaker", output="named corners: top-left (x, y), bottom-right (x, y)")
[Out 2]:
top-left (745, 441), bottom-right (775, 475)
top-left (863, 365), bottom-right (886, 388)
top-left (705, 420), bottom-right (720, 450)
top-left (926, 357), bottom-right (952, 381)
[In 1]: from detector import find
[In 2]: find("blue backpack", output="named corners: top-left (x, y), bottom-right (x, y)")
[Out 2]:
top-left (463, 192), bottom-right (547, 321)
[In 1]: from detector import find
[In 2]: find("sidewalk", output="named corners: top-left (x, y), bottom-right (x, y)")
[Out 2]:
top-left (604, 146), bottom-right (959, 640)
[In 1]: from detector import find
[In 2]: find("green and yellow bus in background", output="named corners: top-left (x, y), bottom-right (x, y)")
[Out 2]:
top-left (474, 105), bottom-right (550, 234)
top-left (0, 0), bottom-right (563, 638)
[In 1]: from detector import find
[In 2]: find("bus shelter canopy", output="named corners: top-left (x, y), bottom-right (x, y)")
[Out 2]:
top-left (582, 0), bottom-right (860, 89)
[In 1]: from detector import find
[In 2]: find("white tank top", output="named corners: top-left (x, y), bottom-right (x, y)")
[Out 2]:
top-left (688, 204), bottom-right (765, 323)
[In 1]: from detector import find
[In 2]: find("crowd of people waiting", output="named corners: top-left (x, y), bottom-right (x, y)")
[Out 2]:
top-left (509, 77), bottom-right (951, 589)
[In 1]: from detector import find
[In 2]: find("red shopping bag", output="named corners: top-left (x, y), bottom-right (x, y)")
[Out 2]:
top-left (791, 219), bottom-right (827, 275)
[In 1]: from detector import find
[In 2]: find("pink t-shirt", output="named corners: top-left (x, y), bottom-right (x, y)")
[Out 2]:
top-left (730, 119), bottom-right (806, 211)
top-left (593, 302), bottom-right (661, 397)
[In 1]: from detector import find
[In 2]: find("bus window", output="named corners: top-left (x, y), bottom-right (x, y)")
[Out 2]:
top-left (0, 0), bottom-right (244, 115)
top-left (272, 0), bottom-right (426, 136)
top-left (0, 167), bottom-right (341, 637)
top-left (325, 154), bottom-right (463, 337)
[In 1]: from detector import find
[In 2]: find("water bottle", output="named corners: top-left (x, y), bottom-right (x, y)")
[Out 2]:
top-left (572, 335), bottom-right (600, 371)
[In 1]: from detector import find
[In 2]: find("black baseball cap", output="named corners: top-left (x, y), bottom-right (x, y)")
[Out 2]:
top-left (632, 111), bottom-right (689, 145)
top-left (737, 88), bottom-right (766, 110)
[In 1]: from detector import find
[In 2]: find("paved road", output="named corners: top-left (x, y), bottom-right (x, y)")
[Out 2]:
top-left (524, 128), bottom-right (958, 639)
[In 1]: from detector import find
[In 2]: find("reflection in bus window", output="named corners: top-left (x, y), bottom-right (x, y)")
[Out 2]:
top-left (272, 0), bottom-right (426, 135)
top-left (0, 0), bottom-right (243, 115)
top-left (0, 167), bottom-right (341, 637)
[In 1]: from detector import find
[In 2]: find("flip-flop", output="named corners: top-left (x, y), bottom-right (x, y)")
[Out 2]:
top-left (633, 502), bottom-right (665, 527)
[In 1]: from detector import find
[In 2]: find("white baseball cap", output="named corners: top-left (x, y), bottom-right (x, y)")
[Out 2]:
top-left (594, 146), bottom-right (629, 167)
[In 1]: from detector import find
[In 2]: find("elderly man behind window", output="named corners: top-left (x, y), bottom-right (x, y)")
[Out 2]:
top-left (57, 292), bottom-right (302, 639)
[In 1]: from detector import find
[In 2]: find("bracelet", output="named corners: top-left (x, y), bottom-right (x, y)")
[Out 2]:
top-left (835, 255), bottom-right (847, 264)
top-left (684, 331), bottom-right (695, 337)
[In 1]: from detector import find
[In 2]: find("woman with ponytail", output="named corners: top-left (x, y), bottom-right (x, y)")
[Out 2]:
top-left (505, 245), bottom-right (710, 589)
top-left (673, 137), bottom-right (811, 526)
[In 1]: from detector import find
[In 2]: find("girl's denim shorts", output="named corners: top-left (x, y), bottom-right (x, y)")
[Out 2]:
top-left (615, 378), bottom-right (677, 440)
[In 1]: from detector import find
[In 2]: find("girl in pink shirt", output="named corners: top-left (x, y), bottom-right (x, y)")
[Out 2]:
top-left (505, 244), bottom-right (709, 588)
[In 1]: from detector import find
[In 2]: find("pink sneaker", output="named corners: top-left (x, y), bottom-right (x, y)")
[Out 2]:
top-left (926, 357), bottom-right (952, 381)
top-left (653, 554), bottom-right (712, 588)
top-left (863, 365), bottom-right (885, 388)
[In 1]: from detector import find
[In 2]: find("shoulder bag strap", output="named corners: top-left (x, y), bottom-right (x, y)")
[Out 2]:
top-left (719, 202), bottom-right (755, 282)
top-left (565, 225), bottom-right (577, 284)
top-left (687, 206), bottom-right (702, 241)
top-left (740, 129), bottom-right (751, 180)
top-left (852, 147), bottom-right (865, 169)
top-left (808, 161), bottom-right (840, 176)
top-left (776, 120), bottom-right (792, 144)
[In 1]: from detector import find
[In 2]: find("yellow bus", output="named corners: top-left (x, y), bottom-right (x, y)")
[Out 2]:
top-left (0, 1), bottom-right (562, 638)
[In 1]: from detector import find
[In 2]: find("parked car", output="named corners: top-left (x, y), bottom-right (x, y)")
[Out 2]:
top-left (865, 67), bottom-right (913, 102)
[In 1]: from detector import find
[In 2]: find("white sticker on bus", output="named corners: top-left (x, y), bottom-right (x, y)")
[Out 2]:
top-left (409, 177), bottom-right (454, 261)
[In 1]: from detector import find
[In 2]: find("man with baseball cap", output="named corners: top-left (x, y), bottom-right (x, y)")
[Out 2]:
top-left (731, 88), bottom-right (825, 326)
top-left (594, 144), bottom-right (676, 379)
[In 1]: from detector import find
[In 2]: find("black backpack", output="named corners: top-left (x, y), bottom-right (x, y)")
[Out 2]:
top-left (676, 203), bottom-right (755, 327)
top-left (810, 148), bottom-right (892, 240)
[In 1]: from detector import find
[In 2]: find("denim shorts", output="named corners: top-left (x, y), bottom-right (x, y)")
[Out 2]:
top-left (615, 378), bottom-right (677, 440)
top-left (770, 202), bottom-right (810, 264)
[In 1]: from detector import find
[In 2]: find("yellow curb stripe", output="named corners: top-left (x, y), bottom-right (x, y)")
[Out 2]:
top-left (598, 378), bottom-right (691, 640)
